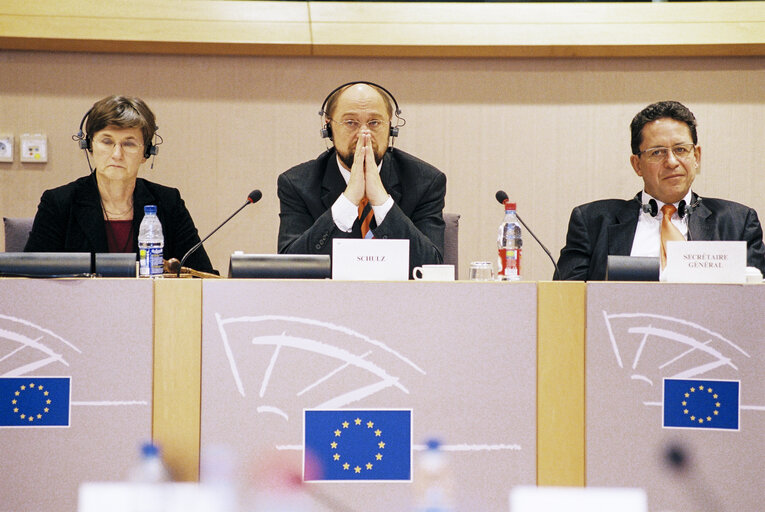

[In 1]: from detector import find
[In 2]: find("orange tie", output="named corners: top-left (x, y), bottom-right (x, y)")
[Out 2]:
top-left (660, 204), bottom-right (685, 269)
top-left (358, 197), bottom-right (374, 239)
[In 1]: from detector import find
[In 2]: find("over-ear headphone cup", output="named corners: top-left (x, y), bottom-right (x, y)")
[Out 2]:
top-left (144, 144), bottom-right (158, 159)
top-left (321, 123), bottom-right (332, 140)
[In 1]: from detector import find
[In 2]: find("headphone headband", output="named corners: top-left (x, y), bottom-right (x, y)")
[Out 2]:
top-left (319, 81), bottom-right (404, 140)
top-left (74, 104), bottom-right (159, 160)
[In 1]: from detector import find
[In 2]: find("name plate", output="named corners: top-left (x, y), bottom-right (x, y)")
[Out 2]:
top-left (663, 241), bottom-right (746, 283)
top-left (332, 239), bottom-right (409, 281)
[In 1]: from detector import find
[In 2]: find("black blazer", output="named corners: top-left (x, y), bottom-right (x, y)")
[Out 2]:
top-left (24, 174), bottom-right (215, 273)
top-left (554, 192), bottom-right (765, 281)
top-left (277, 148), bottom-right (446, 274)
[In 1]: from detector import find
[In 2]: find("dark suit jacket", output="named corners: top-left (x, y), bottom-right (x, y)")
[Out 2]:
top-left (554, 192), bottom-right (765, 281)
top-left (24, 174), bottom-right (215, 273)
top-left (277, 149), bottom-right (446, 274)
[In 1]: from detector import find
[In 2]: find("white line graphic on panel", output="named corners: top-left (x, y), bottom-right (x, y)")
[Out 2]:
top-left (0, 314), bottom-right (147, 409)
top-left (644, 401), bottom-right (764, 411)
top-left (603, 311), bottom-right (750, 385)
top-left (257, 406), bottom-right (289, 420)
top-left (215, 314), bottom-right (426, 422)
top-left (72, 401), bottom-right (148, 406)
top-left (276, 443), bottom-right (522, 452)
top-left (298, 351), bottom-right (373, 397)
top-left (0, 312), bottom-right (82, 376)
top-left (602, 310), bottom-right (762, 415)
top-left (213, 313), bottom-right (524, 454)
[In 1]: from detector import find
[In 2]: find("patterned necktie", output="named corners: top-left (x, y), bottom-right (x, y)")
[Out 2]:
top-left (358, 197), bottom-right (374, 239)
top-left (660, 204), bottom-right (685, 269)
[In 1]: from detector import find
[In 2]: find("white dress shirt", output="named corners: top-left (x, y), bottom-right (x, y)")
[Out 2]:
top-left (630, 190), bottom-right (693, 257)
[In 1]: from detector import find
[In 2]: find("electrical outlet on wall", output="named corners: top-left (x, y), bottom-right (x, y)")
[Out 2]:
top-left (0, 134), bottom-right (13, 162)
top-left (20, 133), bottom-right (48, 163)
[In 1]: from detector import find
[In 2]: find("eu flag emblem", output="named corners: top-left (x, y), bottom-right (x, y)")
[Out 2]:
top-left (663, 378), bottom-right (739, 430)
top-left (304, 409), bottom-right (412, 481)
top-left (0, 377), bottom-right (71, 428)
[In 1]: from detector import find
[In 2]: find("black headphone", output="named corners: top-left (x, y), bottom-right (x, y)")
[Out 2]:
top-left (639, 197), bottom-right (702, 218)
top-left (318, 81), bottom-right (403, 140)
top-left (74, 107), bottom-right (158, 160)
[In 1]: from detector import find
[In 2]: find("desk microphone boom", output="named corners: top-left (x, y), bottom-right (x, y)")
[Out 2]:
top-left (177, 189), bottom-right (262, 277)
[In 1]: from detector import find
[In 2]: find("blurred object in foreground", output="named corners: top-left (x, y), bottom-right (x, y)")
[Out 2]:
top-left (509, 486), bottom-right (647, 512)
top-left (412, 439), bottom-right (456, 512)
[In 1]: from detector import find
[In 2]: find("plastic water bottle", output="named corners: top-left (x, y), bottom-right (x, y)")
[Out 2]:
top-left (497, 201), bottom-right (523, 281)
top-left (138, 205), bottom-right (164, 277)
top-left (412, 439), bottom-right (456, 512)
top-left (129, 442), bottom-right (171, 483)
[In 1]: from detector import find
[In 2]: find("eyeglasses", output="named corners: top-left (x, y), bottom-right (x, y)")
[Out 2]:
top-left (93, 137), bottom-right (144, 155)
top-left (637, 143), bottom-right (695, 163)
top-left (329, 118), bottom-right (388, 133)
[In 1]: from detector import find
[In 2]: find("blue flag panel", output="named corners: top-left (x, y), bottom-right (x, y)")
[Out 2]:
top-left (663, 378), bottom-right (739, 430)
top-left (304, 409), bottom-right (411, 481)
top-left (0, 377), bottom-right (71, 427)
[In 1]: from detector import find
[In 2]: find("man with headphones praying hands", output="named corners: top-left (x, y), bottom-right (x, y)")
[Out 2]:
top-left (277, 82), bottom-right (446, 275)
top-left (554, 100), bottom-right (765, 280)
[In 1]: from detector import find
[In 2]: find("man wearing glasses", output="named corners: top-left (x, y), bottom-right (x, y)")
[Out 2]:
top-left (277, 82), bottom-right (446, 273)
top-left (554, 100), bottom-right (765, 280)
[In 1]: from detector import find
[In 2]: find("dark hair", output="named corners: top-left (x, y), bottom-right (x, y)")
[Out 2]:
top-left (630, 101), bottom-right (698, 155)
top-left (85, 95), bottom-right (156, 148)
top-left (324, 83), bottom-right (394, 120)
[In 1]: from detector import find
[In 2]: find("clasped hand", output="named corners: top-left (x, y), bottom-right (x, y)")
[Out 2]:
top-left (343, 131), bottom-right (388, 207)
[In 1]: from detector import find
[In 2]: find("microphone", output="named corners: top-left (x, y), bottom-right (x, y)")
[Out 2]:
top-left (177, 189), bottom-right (262, 277)
top-left (495, 190), bottom-right (561, 278)
top-left (663, 441), bottom-right (723, 512)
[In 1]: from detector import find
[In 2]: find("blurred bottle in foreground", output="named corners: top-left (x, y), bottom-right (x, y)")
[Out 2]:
top-left (128, 442), bottom-right (171, 483)
top-left (412, 439), bottom-right (456, 512)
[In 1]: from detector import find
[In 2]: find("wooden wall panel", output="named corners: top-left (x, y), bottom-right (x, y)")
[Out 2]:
top-left (1, 52), bottom-right (763, 280)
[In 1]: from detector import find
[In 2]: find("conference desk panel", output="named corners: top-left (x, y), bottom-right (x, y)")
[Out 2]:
top-left (586, 283), bottom-right (765, 512)
top-left (0, 279), bottom-right (154, 512)
top-left (200, 280), bottom-right (537, 512)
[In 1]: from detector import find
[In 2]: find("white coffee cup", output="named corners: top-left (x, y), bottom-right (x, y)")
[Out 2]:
top-left (413, 264), bottom-right (455, 281)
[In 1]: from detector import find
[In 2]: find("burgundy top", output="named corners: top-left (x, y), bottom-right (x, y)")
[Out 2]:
top-left (105, 220), bottom-right (135, 253)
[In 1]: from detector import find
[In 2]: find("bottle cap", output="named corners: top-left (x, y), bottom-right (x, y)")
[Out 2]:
top-left (144, 205), bottom-right (158, 215)
top-left (505, 202), bottom-right (516, 211)
top-left (425, 438), bottom-right (442, 450)
top-left (141, 442), bottom-right (160, 458)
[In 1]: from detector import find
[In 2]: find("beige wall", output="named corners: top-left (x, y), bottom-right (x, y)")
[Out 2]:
top-left (1, 50), bottom-right (763, 280)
